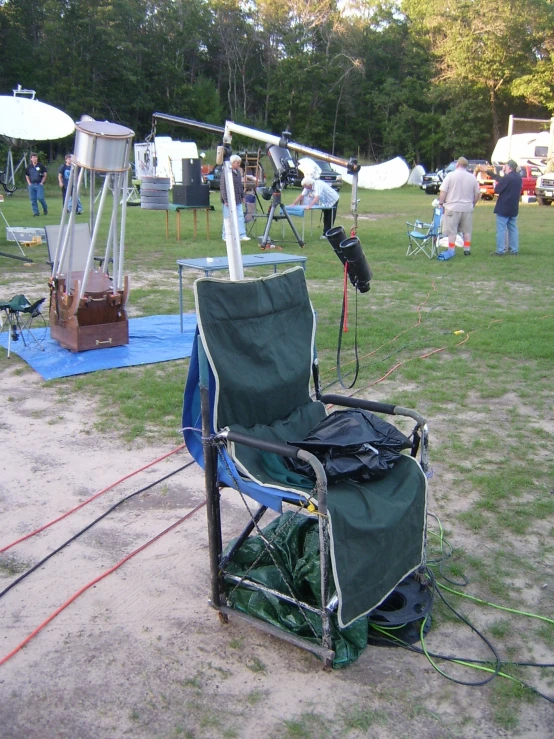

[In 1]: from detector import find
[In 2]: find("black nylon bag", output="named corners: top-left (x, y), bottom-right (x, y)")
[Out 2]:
top-left (286, 409), bottom-right (411, 483)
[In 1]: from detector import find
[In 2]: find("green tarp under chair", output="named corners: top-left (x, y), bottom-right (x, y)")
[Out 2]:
top-left (183, 267), bottom-right (428, 667)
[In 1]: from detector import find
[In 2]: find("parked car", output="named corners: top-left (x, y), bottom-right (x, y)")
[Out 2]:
top-left (420, 159), bottom-right (489, 195)
top-left (535, 169), bottom-right (554, 206)
top-left (520, 165), bottom-right (541, 196)
top-left (290, 158), bottom-right (343, 190)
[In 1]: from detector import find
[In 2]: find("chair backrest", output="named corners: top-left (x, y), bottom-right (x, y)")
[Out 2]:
top-left (44, 223), bottom-right (91, 275)
top-left (194, 267), bottom-right (315, 431)
top-left (431, 206), bottom-right (442, 235)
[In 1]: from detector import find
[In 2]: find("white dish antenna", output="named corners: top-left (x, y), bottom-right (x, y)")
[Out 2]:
top-left (334, 156), bottom-right (410, 190)
top-left (0, 87), bottom-right (75, 146)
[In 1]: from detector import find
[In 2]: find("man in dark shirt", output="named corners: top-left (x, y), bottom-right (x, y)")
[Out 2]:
top-left (25, 153), bottom-right (48, 216)
top-left (490, 160), bottom-right (522, 256)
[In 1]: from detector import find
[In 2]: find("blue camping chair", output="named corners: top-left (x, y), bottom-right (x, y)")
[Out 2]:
top-left (406, 205), bottom-right (442, 258)
top-left (183, 267), bottom-right (429, 667)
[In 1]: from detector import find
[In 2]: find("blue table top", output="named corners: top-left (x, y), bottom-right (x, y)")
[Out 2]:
top-left (177, 253), bottom-right (307, 270)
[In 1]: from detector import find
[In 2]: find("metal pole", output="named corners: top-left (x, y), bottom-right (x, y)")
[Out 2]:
top-left (221, 160), bottom-right (244, 281)
top-left (79, 175), bottom-right (110, 299)
top-left (350, 171), bottom-right (359, 232)
top-left (198, 341), bottom-right (223, 608)
top-left (52, 165), bottom-right (74, 276)
top-left (118, 162), bottom-right (130, 291)
top-left (507, 115), bottom-right (514, 160)
top-left (110, 173), bottom-right (120, 295)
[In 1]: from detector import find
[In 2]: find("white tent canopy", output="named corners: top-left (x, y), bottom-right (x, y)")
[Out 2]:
top-left (0, 95), bottom-right (75, 146)
top-left (408, 164), bottom-right (425, 185)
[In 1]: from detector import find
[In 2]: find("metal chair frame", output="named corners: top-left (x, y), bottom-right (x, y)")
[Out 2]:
top-left (0, 296), bottom-right (47, 357)
top-left (406, 206), bottom-right (442, 258)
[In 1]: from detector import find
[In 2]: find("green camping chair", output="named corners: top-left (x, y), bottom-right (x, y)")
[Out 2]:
top-left (183, 267), bottom-right (429, 667)
top-left (0, 294), bottom-right (47, 357)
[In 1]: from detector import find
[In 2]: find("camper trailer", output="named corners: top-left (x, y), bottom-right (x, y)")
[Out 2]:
top-left (491, 131), bottom-right (553, 167)
top-left (134, 136), bottom-right (199, 186)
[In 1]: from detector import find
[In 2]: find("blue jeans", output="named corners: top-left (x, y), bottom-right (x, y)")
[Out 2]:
top-left (222, 203), bottom-right (246, 239)
top-left (28, 184), bottom-right (48, 215)
top-left (496, 215), bottom-right (518, 254)
top-left (67, 196), bottom-right (84, 214)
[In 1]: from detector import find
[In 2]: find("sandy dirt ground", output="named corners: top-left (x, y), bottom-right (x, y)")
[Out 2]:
top-left (0, 363), bottom-right (553, 739)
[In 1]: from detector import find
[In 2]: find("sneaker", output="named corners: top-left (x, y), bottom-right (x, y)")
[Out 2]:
top-left (33, 213), bottom-right (39, 217)
top-left (43, 210), bottom-right (48, 215)
top-left (508, 251), bottom-right (518, 256)
top-left (463, 249), bottom-right (471, 256)
top-left (77, 210), bottom-right (83, 215)
top-left (491, 251), bottom-right (505, 256)
top-left (240, 236), bottom-right (251, 241)
top-left (320, 235), bottom-right (327, 240)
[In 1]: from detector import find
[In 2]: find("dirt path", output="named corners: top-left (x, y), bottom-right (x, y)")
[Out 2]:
top-left (0, 365), bottom-right (552, 739)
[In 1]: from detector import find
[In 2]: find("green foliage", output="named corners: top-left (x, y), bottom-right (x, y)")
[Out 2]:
top-left (1, 0), bottom-right (553, 167)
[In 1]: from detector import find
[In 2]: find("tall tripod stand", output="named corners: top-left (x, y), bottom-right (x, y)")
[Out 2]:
top-left (260, 186), bottom-right (305, 249)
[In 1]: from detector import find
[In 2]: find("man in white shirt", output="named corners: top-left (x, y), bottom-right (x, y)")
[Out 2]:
top-left (438, 157), bottom-right (480, 256)
top-left (292, 176), bottom-right (339, 237)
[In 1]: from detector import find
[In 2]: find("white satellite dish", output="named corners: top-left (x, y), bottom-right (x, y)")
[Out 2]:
top-left (334, 157), bottom-right (410, 190)
top-left (0, 95), bottom-right (75, 146)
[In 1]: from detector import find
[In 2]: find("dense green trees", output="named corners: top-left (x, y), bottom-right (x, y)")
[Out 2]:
top-left (0, 0), bottom-right (552, 168)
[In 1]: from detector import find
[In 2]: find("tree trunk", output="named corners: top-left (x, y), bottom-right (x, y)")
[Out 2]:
top-left (490, 87), bottom-right (500, 143)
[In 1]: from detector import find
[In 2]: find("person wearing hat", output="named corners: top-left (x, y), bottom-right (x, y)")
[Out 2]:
top-left (220, 154), bottom-right (250, 241)
top-left (437, 157), bottom-right (480, 257)
top-left (487, 160), bottom-right (523, 256)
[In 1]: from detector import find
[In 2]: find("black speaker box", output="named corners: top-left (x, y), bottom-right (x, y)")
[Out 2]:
top-left (172, 184), bottom-right (210, 207)
top-left (182, 158), bottom-right (201, 186)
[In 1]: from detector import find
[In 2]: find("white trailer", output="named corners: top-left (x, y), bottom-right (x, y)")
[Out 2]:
top-left (491, 115), bottom-right (554, 167)
top-left (134, 136), bottom-right (199, 186)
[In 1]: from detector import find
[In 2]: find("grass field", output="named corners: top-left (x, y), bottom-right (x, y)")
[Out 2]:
top-left (1, 174), bottom-right (553, 731)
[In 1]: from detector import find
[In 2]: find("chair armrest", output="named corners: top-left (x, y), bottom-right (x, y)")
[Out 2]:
top-left (218, 429), bottom-right (328, 513)
top-left (320, 394), bottom-right (426, 427)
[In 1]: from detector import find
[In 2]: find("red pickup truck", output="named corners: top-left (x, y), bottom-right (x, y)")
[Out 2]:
top-left (478, 165), bottom-right (541, 199)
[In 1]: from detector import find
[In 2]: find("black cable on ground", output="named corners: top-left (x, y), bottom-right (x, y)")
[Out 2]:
top-left (0, 460), bottom-right (195, 601)
top-left (368, 626), bottom-right (554, 704)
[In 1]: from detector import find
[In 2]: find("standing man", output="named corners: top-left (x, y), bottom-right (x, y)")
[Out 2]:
top-left (291, 176), bottom-right (339, 238)
top-left (58, 154), bottom-right (83, 214)
top-left (221, 154), bottom-right (249, 241)
top-left (488, 160), bottom-right (523, 256)
top-left (438, 157), bottom-right (480, 256)
top-left (25, 153), bottom-right (48, 217)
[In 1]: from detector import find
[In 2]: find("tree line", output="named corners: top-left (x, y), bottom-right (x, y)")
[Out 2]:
top-left (1, 0), bottom-right (553, 169)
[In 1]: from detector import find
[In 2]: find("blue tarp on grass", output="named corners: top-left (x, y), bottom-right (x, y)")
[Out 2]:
top-left (0, 314), bottom-right (196, 381)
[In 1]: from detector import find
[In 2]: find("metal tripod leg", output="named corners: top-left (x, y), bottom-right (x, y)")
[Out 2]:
top-left (260, 194), bottom-right (305, 249)
top-left (260, 201), bottom-right (279, 248)
top-left (277, 204), bottom-right (305, 247)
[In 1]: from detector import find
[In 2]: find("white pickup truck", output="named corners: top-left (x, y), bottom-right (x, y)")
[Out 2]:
top-left (535, 171), bottom-right (554, 206)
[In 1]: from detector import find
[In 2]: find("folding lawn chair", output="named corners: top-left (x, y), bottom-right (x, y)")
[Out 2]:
top-left (406, 205), bottom-right (442, 258)
top-left (0, 294), bottom-right (47, 357)
top-left (183, 267), bottom-right (430, 667)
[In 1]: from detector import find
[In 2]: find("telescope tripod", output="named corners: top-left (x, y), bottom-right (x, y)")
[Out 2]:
top-left (260, 189), bottom-right (305, 249)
